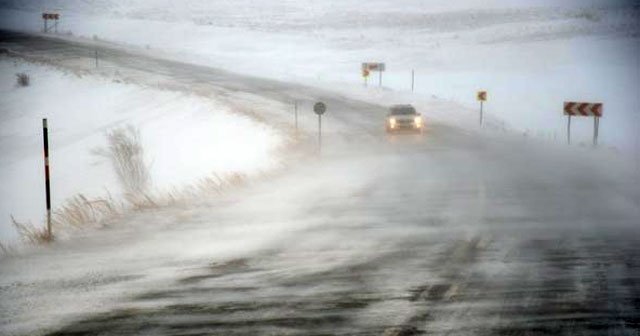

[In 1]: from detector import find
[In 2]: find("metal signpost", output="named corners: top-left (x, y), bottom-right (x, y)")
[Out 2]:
top-left (42, 13), bottom-right (60, 33)
top-left (563, 102), bottom-right (603, 146)
top-left (314, 102), bottom-right (326, 152)
top-left (361, 63), bottom-right (385, 87)
top-left (42, 119), bottom-right (52, 240)
top-left (477, 90), bottom-right (487, 126)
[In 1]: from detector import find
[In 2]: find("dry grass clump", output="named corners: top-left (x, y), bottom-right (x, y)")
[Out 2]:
top-left (15, 72), bottom-right (30, 87)
top-left (52, 194), bottom-right (120, 228)
top-left (11, 216), bottom-right (52, 244)
top-left (8, 194), bottom-right (121, 247)
top-left (156, 172), bottom-right (249, 207)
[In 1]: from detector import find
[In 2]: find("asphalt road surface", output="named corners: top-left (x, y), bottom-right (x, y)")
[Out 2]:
top-left (1, 30), bottom-right (639, 336)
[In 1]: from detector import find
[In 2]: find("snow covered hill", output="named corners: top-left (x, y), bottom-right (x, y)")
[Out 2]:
top-left (0, 0), bottom-right (638, 152)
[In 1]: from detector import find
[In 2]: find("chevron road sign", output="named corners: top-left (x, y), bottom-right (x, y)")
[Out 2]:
top-left (563, 101), bottom-right (603, 146)
top-left (564, 102), bottom-right (603, 117)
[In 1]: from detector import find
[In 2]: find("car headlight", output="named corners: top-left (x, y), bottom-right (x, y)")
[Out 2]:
top-left (414, 116), bottom-right (422, 126)
top-left (389, 118), bottom-right (396, 127)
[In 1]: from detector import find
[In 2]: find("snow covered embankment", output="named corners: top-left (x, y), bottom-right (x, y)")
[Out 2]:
top-left (0, 58), bottom-right (283, 245)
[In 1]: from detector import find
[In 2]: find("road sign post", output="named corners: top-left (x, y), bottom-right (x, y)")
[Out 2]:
top-left (314, 102), bottom-right (326, 152)
top-left (477, 91), bottom-right (487, 126)
top-left (42, 119), bottom-right (52, 240)
top-left (361, 62), bottom-right (385, 87)
top-left (42, 13), bottom-right (60, 33)
top-left (563, 102), bottom-right (603, 147)
top-left (593, 117), bottom-right (600, 147)
top-left (567, 115), bottom-right (572, 145)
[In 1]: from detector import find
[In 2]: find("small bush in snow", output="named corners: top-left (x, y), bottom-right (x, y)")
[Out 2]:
top-left (15, 73), bottom-right (30, 87)
top-left (94, 126), bottom-right (151, 201)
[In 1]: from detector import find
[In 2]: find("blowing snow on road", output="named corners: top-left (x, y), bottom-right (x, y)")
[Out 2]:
top-left (1, 1), bottom-right (639, 335)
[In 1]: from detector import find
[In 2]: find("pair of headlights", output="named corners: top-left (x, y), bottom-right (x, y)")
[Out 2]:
top-left (389, 116), bottom-right (422, 127)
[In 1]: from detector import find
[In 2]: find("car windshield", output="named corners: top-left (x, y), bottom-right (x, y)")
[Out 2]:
top-left (390, 106), bottom-right (416, 115)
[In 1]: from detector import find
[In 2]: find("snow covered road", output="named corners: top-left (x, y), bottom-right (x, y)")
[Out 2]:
top-left (1, 30), bottom-right (639, 335)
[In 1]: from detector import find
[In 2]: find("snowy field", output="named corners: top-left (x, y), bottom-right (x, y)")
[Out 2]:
top-left (0, 58), bottom-right (282, 243)
top-left (0, 0), bottom-right (638, 151)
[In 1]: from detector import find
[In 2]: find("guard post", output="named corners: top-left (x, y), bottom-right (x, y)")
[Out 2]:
top-left (42, 118), bottom-right (52, 240)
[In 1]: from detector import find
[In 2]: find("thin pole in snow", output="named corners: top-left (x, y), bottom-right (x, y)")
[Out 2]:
top-left (318, 114), bottom-right (322, 152)
top-left (567, 115), bottom-right (572, 145)
top-left (411, 69), bottom-right (415, 92)
top-left (95, 50), bottom-right (99, 68)
top-left (593, 116), bottom-right (599, 147)
top-left (479, 101), bottom-right (484, 126)
top-left (42, 118), bottom-right (52, 241)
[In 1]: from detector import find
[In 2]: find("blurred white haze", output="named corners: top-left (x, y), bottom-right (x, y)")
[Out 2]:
top-left (0, 1), bottom-right (639, 335)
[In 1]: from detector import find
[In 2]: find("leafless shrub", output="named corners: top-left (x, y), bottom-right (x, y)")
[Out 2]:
top-left (15, 72), bottom-right (30, 87)
top-left (94, 126), bottom-right (151, 202)
top-left (11, 216), bottom-right (52, 244)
